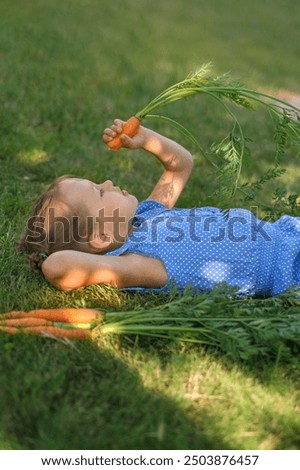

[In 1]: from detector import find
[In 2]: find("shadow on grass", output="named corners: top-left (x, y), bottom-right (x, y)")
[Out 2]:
top-left (127, 341), bottom-right (300, 450)
top-left (1, 332), bottom-right (299, 450)
top-left (0, 334), bottom-right (229, 450)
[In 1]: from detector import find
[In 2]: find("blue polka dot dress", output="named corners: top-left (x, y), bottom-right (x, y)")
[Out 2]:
top-left (105, 200), bottom-right (300, 296)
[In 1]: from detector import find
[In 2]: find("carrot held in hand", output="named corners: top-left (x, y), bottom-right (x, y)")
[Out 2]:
top-left (107, 116), bottom-right (140, 151)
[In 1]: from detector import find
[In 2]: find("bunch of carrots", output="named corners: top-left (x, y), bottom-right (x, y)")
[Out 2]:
top-left (0, 308), bottom-right (102, 340)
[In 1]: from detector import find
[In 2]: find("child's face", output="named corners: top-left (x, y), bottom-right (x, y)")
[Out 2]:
top-left (58, 178), bottom-right (138, 249)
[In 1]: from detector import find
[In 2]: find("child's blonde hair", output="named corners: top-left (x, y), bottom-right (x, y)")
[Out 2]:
top-left (18, 176), bottom-right (94, 272)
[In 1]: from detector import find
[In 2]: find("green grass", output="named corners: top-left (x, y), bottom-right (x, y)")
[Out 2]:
top-left (0, 0), bottom-right (300, 450)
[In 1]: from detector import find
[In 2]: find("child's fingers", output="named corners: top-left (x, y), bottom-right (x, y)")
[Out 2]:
top-left (113, 119), bottom-right (124, 129)
top-left (102, 128), bottom-right (117, 143)
top-left (103, 120), bottom-right (123, 136)
top-left (103, 127), bottom-right (116, 136)
top-left (111, 122), bottom-right (123, 134)
top-left (102, 119), bottom-right (125, 145)
top-left (120, 134), bottom-right (135, 148)
top-left (102, 133), bottom-right (113, 143)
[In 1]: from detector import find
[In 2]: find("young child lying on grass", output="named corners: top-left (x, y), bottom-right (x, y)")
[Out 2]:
top-left (18, 120), bottom-right (300, 297)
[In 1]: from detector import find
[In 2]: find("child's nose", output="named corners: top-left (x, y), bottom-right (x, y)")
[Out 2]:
top-left (103, 180), bottom-right (114, 189)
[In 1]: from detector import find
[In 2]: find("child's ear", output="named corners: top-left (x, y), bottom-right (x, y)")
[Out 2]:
top-left (88, 232), bottom-right (112, 252)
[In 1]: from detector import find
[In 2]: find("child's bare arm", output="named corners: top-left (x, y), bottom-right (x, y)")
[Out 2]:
top-left (42, 250), bottom-right (168, 291)
top-left (103, 120), bottom-right (194, 208)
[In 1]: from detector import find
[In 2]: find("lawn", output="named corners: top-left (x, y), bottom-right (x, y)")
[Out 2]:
top-left (0, 0), bottom-right (299, 450)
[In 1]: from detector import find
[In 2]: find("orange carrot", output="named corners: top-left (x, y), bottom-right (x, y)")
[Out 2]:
top-left (107, 116), bottom-right (140, 150)
top-left (29, 308), bottom-right (99, 324)
top-left (26, 326), bottom-right (91, 340)
top-left (1, 308), bottom-right (100, 324)
top-left (0, 318), bottom-right (52, 327)
top-left (0, 326), bottom-right (19, 335)
top-left (0, 325), bottom-right (91, 340)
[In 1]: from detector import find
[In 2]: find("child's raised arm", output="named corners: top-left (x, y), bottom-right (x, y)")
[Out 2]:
top-left (42, 250), bottom-right (167, 291)
top-left (103, 119), bottom-right (193, 208)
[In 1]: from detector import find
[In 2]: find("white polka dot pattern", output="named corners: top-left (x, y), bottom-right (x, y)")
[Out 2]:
top-left (105, 200), bottom-right (300, 296)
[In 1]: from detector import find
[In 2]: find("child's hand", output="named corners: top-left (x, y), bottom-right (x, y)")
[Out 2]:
top-left (102, 119), bottom-right (146, 150)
